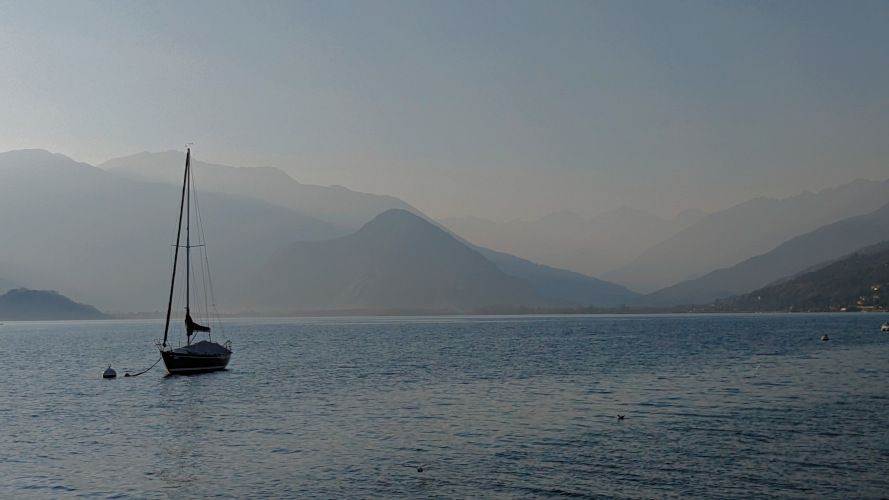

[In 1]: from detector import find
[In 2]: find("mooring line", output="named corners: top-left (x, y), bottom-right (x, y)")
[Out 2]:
top-left (126, 356), bottom-right (162, 377)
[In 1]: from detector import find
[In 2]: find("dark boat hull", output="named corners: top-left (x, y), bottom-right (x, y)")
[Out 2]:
top-left (161, 350), bottom-right (231, 374)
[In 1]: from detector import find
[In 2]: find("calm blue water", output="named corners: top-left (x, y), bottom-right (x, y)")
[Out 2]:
top-left (1, 314), bottom-right (888, 498)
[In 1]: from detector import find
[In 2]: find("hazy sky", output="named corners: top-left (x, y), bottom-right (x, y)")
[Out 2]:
top-left (2, 1), bottom-right (887, 221)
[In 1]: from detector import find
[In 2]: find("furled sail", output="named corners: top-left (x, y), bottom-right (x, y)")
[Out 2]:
top-left (185, 307), bottom-right (211, 335)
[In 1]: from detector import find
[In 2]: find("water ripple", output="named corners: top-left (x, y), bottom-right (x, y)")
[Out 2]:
top-left (0, 314), bottom-right (888, 497)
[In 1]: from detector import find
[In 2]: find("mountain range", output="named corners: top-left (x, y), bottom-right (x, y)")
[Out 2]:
top-left (710, 241), bottom-right (889, 312)
top-left (0, 288), bottom-right (108, 320)
top-left (440, 206), bottom-right (706, 278)
top-left (603, 180), bottom-right (889, 293)
top-left (100, 151), bottom-right (418, 229)
top-left (637, 201), bottom-right (889, 306)
top-left (0, 150), bottom-right (345, 312)
top-left (0, 149), bottom-right (634, 313)
top-left (442, 179), bottom-right (889, 295)
top-left (2, 148), bottom-right (887, 315)
top-left (248, 209), bottom-right (560, 313)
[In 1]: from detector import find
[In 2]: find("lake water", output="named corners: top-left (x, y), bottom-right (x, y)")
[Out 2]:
top-left (1, 314), bottom-right (888, 498)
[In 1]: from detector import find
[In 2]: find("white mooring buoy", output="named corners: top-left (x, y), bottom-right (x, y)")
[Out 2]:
top-left (103, 365), bottom-right (117, 378)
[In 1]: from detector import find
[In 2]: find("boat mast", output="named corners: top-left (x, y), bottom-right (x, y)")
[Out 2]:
top-left (162, 147), bottom-right (190, 348)
top-left (185, 146), bottom-right (192, 345)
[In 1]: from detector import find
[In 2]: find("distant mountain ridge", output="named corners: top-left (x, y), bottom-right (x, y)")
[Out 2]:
top-left (469, 246), bottom-right (640, 307)
top-left (604, 179), bottom-right (889, 292)
top-left (0, 149), bottom-right (638, 313)
top-left (710, 241), bottom-right (889, 312)
top-left (249, 209), bottom-right (561, 313)
top-left (0, 288), bottom-right (108, 320)
top-left (0, 149), bottom-right (345, 311)
top-left (440, 205), bottom-right (706, 278)
top-left (5, 148), bottom-right (888, 315)
top-left (637, 201), bottom-right (889, 306)
top-left (100, 151), bottom-right (417, 228)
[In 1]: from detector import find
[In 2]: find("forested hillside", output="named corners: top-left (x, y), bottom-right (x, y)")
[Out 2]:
top-left (711, 242), bottom-right (889, 312)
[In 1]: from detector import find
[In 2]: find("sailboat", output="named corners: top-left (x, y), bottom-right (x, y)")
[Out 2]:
top-left (155, 147), bottom-right (232, 374)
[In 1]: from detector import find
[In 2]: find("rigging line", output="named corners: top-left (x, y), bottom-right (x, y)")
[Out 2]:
top-left (187, 253), bottom-right (211, 340)
top-left (200, 249), bottom-right (214, 342)
top-left (185, 151), bottom-right (225, 339)
top-left (187, 161), bottom-right (208, 307)
top-left (172, 274), bottom-right (186, 346)
top-left (204, 251), bottom-right (225, 336)
top-left (191, 249), bottom-right (207, 310)
top-left (188, 170), bottom-right (224, 336)
top-left (199, 246), bottom-right (221, 326)
top-left (195, 245), bottom-right (210, 318)
top-left (197, 244), bottom-right (215, 321)
top-left (191, 182), bottom-right (212, 304)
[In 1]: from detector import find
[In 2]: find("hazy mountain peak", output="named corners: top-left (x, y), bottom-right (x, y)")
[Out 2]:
top-left (1, 148), bottom-right (71, 160)
top-left (637, 202), bottom-right (889, 307)
top-left (538, 210), bottom-right (586, 224)
top-left (358, 208), bottom-right (428, 234)
top-left (0, 288), bottom-right (107, 320)
top-left (251, 208), bottom-right (554, 313)
top-left (815, 178), bottom-right (878, 195)
top-left (100, 150), bottom-right (419, 229)
top-left (606, 177), bottom-right (889, 293)
top-left (106, 151), bottom-right (306, 194)
top-left (352, 209), bottom-right (461, 254)
top-left (593, 205), bottom-right (663, 225)
top-left (366, 207), bottom-right (417, 222)
top-left (0, 149), bottom-right (93, 169)
top-left (440, 202), bottom-right (703, 278)
top-left (0, 149), bottom-right (108, 186)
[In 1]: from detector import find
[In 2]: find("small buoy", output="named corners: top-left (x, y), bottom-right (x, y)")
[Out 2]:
top-left (103, 365), bottom-right (117, 378)
top-left (124, 373), bottom-right (131, 377)
top-left (821, 335), bottom-right (829, 341)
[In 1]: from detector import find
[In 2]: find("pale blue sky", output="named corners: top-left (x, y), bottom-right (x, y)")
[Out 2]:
top-left (2, 1), bottom-right (887, 221)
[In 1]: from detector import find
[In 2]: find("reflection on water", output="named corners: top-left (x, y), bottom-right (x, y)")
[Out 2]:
top-left (0, 314), bottom-right (887, 498)
top-left (156, 378), bottom-right (202, 486)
